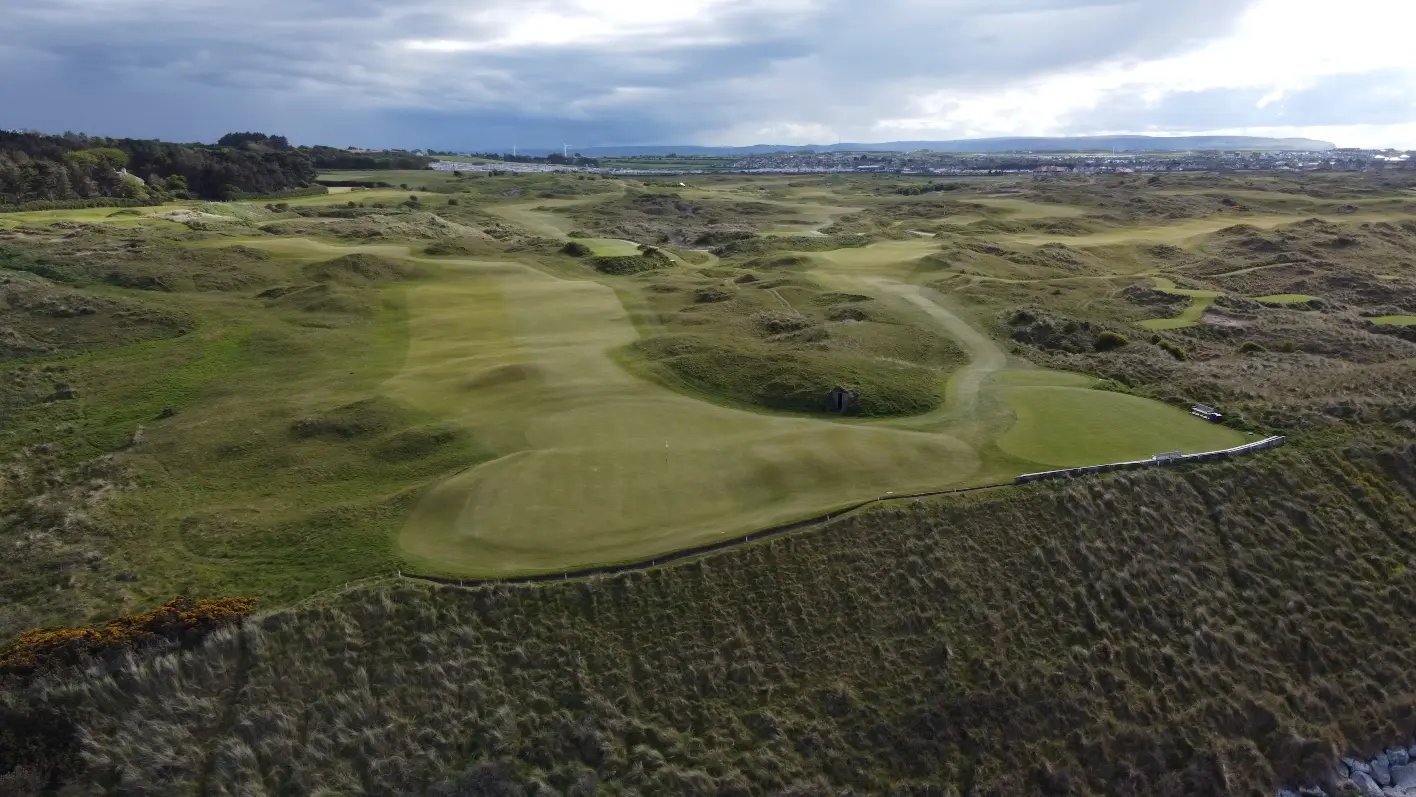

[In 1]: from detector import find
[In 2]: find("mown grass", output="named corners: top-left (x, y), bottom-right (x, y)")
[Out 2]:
top-left (1371, 315), bottom-right (1416, 325)
top-left (1255, 293), bottom-right (1321, 304)
top-left (997, 384), bottom-right (1246, 467)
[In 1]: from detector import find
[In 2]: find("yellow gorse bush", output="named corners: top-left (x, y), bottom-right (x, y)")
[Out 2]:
top-left (1, 596), bottom-right (256, 675)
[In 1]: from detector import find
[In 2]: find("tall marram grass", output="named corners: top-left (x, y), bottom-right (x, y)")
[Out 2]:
top-left (17, 443), bottom-right (1416, 795)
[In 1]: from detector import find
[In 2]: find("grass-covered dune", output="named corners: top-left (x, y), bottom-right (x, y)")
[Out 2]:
top-left (630, 334), bottom-right (944, 417)
top-left (20, 441), bottom-right (1416, 795)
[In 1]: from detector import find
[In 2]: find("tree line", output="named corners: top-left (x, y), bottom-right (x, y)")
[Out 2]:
top-left (0, 131), bottom-right (317, 204)
top-left (0, 130), bottom-right (435, 205)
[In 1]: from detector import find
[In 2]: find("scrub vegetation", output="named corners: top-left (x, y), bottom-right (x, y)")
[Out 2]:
top-left (2, 163), bottom-right (1415, 794)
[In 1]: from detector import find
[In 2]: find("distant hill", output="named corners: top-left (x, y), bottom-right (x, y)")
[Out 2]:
top-left (543, 135), bottom-right (1334, 158)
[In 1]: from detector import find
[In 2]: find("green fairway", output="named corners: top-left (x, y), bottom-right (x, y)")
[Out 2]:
top-left (1370, 315), bottom-right (1416, 325)
top-left (1255, 293), bottom-right (1320, 304)
top-left (997, 385), bottom-right (1246, 468)
top-left (384, 260), bottom-right (984, 575)
top-left (1140, 276), bottom-right (1221, 329)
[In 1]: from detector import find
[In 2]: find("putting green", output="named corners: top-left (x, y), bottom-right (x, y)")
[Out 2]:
top-left (997, 385), bottom-right (1245, 468)
top-left (580, 238), bottom-right (643, 256)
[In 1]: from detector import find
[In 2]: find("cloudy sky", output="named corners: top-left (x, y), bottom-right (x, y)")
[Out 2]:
top-left (3, 0), bottom-right (1414, 150)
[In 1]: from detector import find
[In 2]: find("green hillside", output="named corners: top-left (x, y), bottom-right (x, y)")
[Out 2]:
top-left (10, 441), bottom-right (1414, 795)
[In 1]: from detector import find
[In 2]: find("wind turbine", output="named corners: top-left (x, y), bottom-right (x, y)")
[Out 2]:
top-left (563, 143), bottom-right (572, 159)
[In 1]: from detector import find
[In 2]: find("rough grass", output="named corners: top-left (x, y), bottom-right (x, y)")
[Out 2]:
top-left (19, 442), bottom-right (1416, 796)
top-left (0, 238), bottom-right (490, 640)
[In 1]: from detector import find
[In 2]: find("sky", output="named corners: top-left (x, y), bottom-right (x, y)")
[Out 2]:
top-left (2, 0), bottom-right (1414, 150)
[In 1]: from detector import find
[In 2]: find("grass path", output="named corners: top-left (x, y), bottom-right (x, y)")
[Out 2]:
top-left (868, 280), bottom-right (1007, 416)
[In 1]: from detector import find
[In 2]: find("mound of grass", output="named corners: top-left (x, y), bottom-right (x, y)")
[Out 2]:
top-left (265, 283), bottom-right (376, 316)
top-left (3, 239), bottom-right (283, 293)
top-left (0, 272), bottom-right (195, 360)
top-left (422, 240), bottom-right (495, 257)
top-left (289, 397), bottom-right (405, 439)
top-left (713, 233), bottom-right (871, 258)
top-left (741, 253), bottom-right (817, 270)
top-left (301, 254), bottom-right (424, 284)
top-left (629, 334), bottom-right (942, 416)
top-left (373, 424), bottom-right (475, 462)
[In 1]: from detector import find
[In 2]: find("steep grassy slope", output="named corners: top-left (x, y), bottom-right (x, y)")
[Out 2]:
top-left (22, 441), bottom-right (1416, 796)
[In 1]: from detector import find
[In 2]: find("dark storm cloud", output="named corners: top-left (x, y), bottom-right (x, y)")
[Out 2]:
top-left (0, 0), bottom-right (1344, 148)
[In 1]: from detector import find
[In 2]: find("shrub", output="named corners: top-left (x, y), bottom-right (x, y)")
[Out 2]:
top-left (447, 198), bottom-right (459, 206)
top-left (1239, 341), bottom-right (1267, 354)
top-left (694, 287), bottom-right (733, 303)
top-left (0, 597), bottom-right (256, 677)
top-left (562, 242), bottom-right (592, 257)
top-left (1156, 339), bottom-right (1188, 361)
top-left (1094, 331), bottom-right (1129, 352)
top-left (590, 255), bottom-right (670, 275)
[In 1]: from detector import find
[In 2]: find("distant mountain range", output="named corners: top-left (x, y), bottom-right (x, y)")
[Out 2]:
top-left (519, 136), bottom-right (1335, 158)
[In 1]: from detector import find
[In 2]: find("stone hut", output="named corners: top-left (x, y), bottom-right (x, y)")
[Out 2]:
top-left (827, 386), bottom-right (860, 415)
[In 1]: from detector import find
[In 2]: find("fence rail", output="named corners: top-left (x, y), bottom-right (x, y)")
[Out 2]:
top-left (1014, 436), bottom-right (1286, 485)
top-left (400, 436), bottom-right (1288, 588)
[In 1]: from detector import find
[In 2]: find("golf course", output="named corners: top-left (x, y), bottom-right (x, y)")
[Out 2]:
top-left (9, 167), bottom-right (1412, 598)
top-left (8, 152), bottom-right (1416, 797)
top-left (184, 185), bottom-right (1258, 577)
